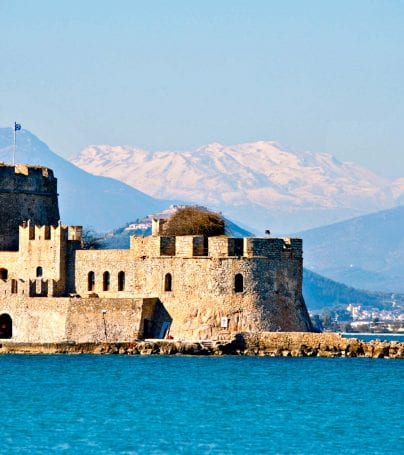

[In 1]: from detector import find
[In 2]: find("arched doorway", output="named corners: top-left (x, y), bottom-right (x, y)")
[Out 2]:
top-left (0, 314), bottom-right (12, 339)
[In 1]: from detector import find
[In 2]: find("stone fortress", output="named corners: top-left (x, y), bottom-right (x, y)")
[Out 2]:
top-left (0, 163), bottom-right (313, 343)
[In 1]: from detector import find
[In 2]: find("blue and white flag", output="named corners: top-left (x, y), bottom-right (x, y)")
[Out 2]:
top-left (14, 122), bottom-right (21, 131)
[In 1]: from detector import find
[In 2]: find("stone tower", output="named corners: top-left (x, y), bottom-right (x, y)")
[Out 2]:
top-left (0, 163), bottom-right (60, 251)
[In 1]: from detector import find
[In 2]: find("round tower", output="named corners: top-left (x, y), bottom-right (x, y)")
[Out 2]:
top-left (0, 163), bottom-right (60, 250)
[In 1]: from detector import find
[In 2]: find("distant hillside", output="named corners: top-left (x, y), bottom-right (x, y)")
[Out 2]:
top-left (97, 207), bottom-right (253, 249)
top-left (300, 206), bottom-right (404, 292)
top-left (73, 141), bottom-right (402, 233)
top-left (0, 128), bottom-right (174, 231)
top-left (302, 269), bottom-right (401, 312)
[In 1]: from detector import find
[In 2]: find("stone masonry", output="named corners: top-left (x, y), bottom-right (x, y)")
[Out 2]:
top-left (0, 164), bottom-right (313, 343)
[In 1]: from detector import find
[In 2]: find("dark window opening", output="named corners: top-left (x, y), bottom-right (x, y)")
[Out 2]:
top-left (118, 271), bottom-right (125, 291)
top-left (0, 268), bottom-right (8, 280)
top-left (44, 226), bottom-right (51, 240)
top-left (0, 314), bottom-right (12, 339)
top-left (164, 273), bottom-right (172, 292)
top-left (11, 279), bottom-right (18, 294)
top-left (234, 238), bottom-right (244, 256)
top-left (103, 271), bottom-right (110, 291)
top-left (235, 273), bottom-right (244, 293)
top-left (203, 237), bottom-right (209, 255)
top-left (88, 271), bottom-right (95, 291)
top-left (36, 266), bottom-right (43, 278)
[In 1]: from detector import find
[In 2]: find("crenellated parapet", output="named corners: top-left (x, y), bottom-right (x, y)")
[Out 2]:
top-left (19, 223), bottom-right (68, 243)
top-left (130, 234), bottom-right (302, 259)
top-left (0, 163), bottom-right (57, 194)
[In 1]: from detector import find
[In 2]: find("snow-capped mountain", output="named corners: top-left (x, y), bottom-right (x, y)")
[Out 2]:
top-left (73, 141), bottom-right (402, 232)
top-left (0, 128), bottom-right (174, 231)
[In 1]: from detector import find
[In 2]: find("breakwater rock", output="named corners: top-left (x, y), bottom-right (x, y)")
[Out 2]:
top-left (0, 333), bottom-right (403, 358)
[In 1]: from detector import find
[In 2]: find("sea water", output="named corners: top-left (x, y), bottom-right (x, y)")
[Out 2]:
top-left (0, 356), bottom-right (402, 454)
top-left (342, 333), bottom-right (404, 343)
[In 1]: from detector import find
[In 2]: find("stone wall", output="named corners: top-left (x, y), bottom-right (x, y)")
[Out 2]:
top-left (0, 225), bottom-right (81, 297)
top-left (0, 296), bottom-right (161, 343)
top-left (72, 233), bottom-right (312, 339)
top-left (0, 164), bottom-right (60, 251)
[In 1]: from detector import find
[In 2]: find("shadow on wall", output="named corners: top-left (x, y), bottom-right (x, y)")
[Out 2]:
top-left (143, 300), bottom-right (172, 339)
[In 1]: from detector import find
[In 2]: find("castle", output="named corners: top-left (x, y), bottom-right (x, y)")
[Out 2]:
top-left (0, 163), bottom-right (313, 343)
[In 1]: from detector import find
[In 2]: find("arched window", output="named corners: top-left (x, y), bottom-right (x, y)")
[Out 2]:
top-left (235, 273), bottom-right (244, 293)
top-left (164, 273), bottom-right (172, 292)
top-left (118, 271), bottom-right (125, 291)
top-left (88, 271), bottom-right (95, 291)
top-left (0, 268), bottom-right (8, 280)
top-left (103, 271), bottom-right (110, 291)
top-left (36, 266), bottom-right (43, 278)
top-left (0, 314), bottom-right (12, 339)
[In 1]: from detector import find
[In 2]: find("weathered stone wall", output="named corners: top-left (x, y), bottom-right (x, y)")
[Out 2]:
top-left (0, 296), bottom-right (160, 343)
top-left (0, 225), bottom-right (81, 297)
top-left (64, 297), bottom-right (158, 342)
top-left (0, 164), bottom-right (60, 250)
top-left (72, 235), bottom-right (312, 339)
top-left (73, 249), bottom-right (134, 297)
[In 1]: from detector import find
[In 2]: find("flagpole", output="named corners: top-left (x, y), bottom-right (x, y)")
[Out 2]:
top-left (13, 123), bottom-right (16, 165)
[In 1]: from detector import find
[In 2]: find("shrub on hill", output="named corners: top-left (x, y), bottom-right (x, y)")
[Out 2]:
top-left (162, 207), bottom-right (225, 237)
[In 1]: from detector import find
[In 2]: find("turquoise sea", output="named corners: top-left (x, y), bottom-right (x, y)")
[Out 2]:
top-left (0, 356), bottom-right (403, 454)
top-left (342, 333), bottom-right (404, 342)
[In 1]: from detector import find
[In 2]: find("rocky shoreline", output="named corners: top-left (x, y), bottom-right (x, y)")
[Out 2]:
top-left (1, 332), bottom-right (403, 358)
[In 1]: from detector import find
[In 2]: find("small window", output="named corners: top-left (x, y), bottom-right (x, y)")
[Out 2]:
top-left (44, 226), bottom-right (51, 240)
top-left (11, 279), bottom-right (18, 294)
top-left (103, 271), bottom-right (110, 291)
top-left (0, 268), bottom-right (8, 280)
top-left (88, 271), bottom-right (95, 291)
top-left (36, 266), bottom-right (43, 278)
top-left (118, 271), bottom-right (125, 291)
top-left (235, 273), bottom-right (244, 293)
top-left (164, 273), bottom-right (172, 292)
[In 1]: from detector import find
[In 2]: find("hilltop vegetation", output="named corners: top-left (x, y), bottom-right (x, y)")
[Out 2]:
top-left (161, 207), bottom-right (225, 236)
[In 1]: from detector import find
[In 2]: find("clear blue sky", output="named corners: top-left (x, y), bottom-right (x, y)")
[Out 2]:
top-left (0, 0), bottom-right (403, 177)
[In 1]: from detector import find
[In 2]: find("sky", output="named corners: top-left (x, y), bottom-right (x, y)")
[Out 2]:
top-left (0, 0), bottom-right (403, 178)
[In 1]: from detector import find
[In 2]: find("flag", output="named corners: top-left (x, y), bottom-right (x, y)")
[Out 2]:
top-left (14, 122), bottom-right (21, 131)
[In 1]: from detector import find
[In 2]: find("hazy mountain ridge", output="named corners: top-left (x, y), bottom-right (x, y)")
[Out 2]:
top-left (299, 205), bottom-right (404, 293)
top-left (0, 129), bottom-right (174, 231)
top-left (73, 141), bottom-right (402, 232)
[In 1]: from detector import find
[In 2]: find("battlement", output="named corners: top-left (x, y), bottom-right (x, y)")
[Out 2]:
top-left (130, 235), bottom-right (302, 259)
top-left (0, 164), bottom-right (57, 192)
top-left (18, 224), bottom-right (82, 243)
top-left (0, 163), bottom-right (53, 177)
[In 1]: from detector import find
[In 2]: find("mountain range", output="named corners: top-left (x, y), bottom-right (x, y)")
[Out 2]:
top-left (1, 128), bottom-right (402, 295)
top-left (73, 141), bottom-right (403, 233)
top-left (299, 205), bottom-right (404, 293)
top-left (0, 128), bottom-right (173, 231)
